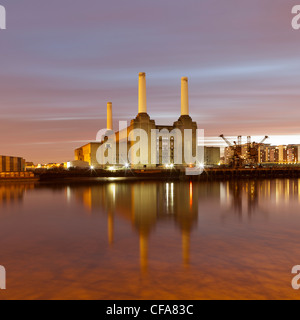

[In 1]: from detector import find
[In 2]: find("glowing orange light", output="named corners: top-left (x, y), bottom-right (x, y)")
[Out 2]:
top-left (189, 181), bottom-right (193, 207)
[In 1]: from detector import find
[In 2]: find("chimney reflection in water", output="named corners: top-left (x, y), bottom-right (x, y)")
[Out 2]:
top-left (108, 183), bottom-right (116, 245)
top-left (55, 180), bottom-right (300, 269)
top-left (71, 181), bottom-right (200, 271)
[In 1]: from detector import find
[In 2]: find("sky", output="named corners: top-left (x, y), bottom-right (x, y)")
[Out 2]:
top-left (0, 0), bottom-right (300, 163)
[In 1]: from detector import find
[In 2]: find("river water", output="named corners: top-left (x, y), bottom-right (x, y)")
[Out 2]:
top-left (0, 178), bottom-right (300, 299)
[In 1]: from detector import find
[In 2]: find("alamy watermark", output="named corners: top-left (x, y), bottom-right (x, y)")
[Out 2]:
top-left (292, 265), bottom-right (300, 290)
top-left (95, 122), bottom-right (205, 176)
top-left (0, 265), bottom-right (6, 290)
top-left (292, 5), bottom-right (300, 30)
top-left (0, 5), bottom-right (6, 30)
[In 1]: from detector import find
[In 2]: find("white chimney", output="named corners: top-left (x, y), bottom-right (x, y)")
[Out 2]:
top-left (138, 72), bottom-right (147, 114)
top-left (181, 77), bottom-right (189, 116)
top-left (107, 102), bottom-right (113, 130)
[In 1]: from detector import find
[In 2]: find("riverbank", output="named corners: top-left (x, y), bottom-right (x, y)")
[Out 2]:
top-left (35, 167), bottom-right (300, 182)
top-left (2, 167), bottom-right (300, 183)
top-left (0, 171), bottom-right (39, 182)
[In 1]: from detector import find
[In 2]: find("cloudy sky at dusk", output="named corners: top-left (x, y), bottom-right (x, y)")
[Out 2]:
top-left (0, 0), bottom-right (300, 163)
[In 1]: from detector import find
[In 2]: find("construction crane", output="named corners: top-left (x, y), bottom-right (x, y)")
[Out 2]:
top-left (259, 136), bottom-right (269, 144)
top-left (219, 134), bottom-right (233, 147)
top-left (220, 134), bottom-right (269, 168)
top-left (219, 134), bottom-right (243, 168)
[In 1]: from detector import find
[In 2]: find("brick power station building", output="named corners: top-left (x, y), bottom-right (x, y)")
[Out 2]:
top-left (75, 73), bottom-right (220, 169)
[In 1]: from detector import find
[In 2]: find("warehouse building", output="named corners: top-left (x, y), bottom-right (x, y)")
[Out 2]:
top-left (203, 147), bottom-right (220, 166)
top-left (0, 156), bottom-right (25, 172)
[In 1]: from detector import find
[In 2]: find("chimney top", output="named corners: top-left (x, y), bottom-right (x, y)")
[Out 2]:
top-left (138, 72), bottom-right (147, 114)
top-left (181, 76), bottom-right (189, 116)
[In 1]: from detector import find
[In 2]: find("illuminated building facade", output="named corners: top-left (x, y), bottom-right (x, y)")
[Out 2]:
top-left (0, 156), bottom-right (25, 172)
top-left (225, 144), bottom-right (300, 165)
top-left (75, 73), bottom-right (202, 169)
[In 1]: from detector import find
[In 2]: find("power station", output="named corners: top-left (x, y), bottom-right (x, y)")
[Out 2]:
top-left (75, 73), bottom-right (220, 170)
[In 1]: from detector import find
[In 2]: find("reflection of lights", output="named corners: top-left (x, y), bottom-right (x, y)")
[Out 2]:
top-left (166, 182), bottom-right (174, 213)
top-left (171, 183), bottom-right (174, 207)
top-left (108, 166), bottom-right (115, 171)
top-left (166, 183), bottom-right (169, 206)
top-left (66, 186), bottom-right (71, 202)
top-left (109, 183), bottom-right (116, 203)
top-left (189, 181), bottom-right (193, 207)
top-left (220, 182), bottom-right (229, 207)
top-left (106, 177), bottom-right (121, 181)
top-left (108, 211), bottom-right (114, 245)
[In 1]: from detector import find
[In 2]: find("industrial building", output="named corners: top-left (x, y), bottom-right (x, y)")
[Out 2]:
top-left (75, 73), bottom-right (220, 169)
top-left (203, 147), bottom-right (220, 166)
top-left (221, 135), bottom-right (269, 167)
top-left (0, 156), bottom-right (25, 172)
top-left (258, 144), bottom-right (300, 164)
top-left (65, 160), bottom-right (90, 169)
top-left (224, 143), bottom-right (300, 165)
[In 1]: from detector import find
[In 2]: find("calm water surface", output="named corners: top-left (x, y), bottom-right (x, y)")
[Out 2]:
top-left (1, 179), bottom-right (300, 300)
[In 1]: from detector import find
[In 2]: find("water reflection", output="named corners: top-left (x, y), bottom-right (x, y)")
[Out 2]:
top-left (0, 183), bottom-right (35, 207)
top-left (67, 178), bottom-right (300, 273)
top-left (71, 181), bottom-right (203, 271)
top-left (3, 179), bottom-right (300, 299)
top-left (220, 179), bottom-right (300, 220)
